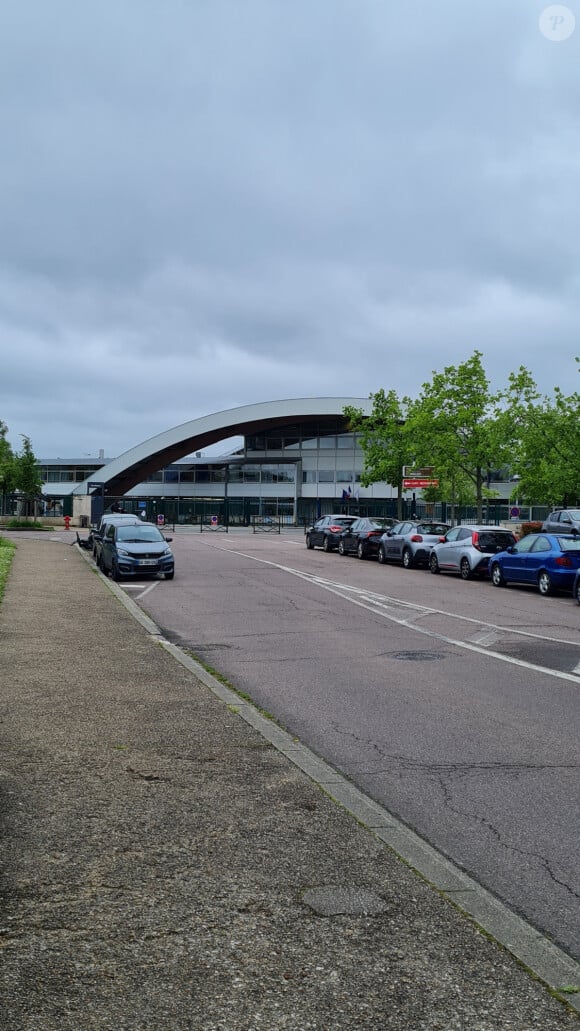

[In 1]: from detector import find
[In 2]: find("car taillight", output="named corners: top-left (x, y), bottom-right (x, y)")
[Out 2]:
top-left (410, 534), bottom-right (423, 542)
top-left (472, 532), bottom-right (481, 552)
top-left (555, 555), bottom-right (573, 568)
top-left (329, 525), bottom-right (343, 533)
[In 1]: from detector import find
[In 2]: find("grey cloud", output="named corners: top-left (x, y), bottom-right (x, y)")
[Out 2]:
top-left (0, 0), bottom-right (578, 456)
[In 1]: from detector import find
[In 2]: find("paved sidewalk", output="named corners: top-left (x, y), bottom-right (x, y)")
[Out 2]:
top-left (0, 536), bottom-right (579, 1031)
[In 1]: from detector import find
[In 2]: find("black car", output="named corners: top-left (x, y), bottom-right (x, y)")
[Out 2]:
top-left (305, 514), bottom-right (357, 552)
top-left (337, 517), bottom-right (396, 559)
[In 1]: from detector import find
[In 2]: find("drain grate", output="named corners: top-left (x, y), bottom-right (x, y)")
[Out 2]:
top-left (390, 650), bottom-right (444, 661)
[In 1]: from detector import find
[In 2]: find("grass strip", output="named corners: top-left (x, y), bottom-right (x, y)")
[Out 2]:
top-left (0, 536), bottom-right (16, 605)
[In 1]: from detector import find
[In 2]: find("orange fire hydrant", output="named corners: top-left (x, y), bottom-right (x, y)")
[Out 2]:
top-left (63, 515), bottom-right (71, 531)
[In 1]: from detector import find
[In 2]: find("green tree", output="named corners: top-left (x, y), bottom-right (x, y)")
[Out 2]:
top-left (13, 435), bottom-right (43, 518)
top-left (344, 389), bottom-right (413, 519)
top-left (0, 421), bottom-right (16, 515)
top-left (499, 362), bottom-right (580, 506)
top-left (405, 351), bottom-right (510, 522)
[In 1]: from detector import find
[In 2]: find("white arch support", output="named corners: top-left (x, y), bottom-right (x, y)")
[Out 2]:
top-left (74, 397), bottom-right (372, 497)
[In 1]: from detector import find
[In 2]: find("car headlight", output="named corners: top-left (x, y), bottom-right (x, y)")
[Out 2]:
top-left (162, 547), bottom-right (172, 556)
top-left (117, 548), bottom-right (130, 557)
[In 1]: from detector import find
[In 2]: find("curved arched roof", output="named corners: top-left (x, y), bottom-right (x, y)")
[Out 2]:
top-left (74, 397), bottom-right (372, 497)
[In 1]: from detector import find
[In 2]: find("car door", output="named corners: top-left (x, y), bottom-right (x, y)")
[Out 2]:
top-left (526, 534), bottom-right (553, 582)
top-left (501, 534), bottom-right (536, 583)
top-left (436, 526), bottom-right (462, 568)
top-left (311, 517), bottom-right (327, 547)
top-left (100, 523), bottom-right (117, 572)
top-left (343, 518), bottom-right (361, 554)
top-left (384, 522), bottom-right (408, 559)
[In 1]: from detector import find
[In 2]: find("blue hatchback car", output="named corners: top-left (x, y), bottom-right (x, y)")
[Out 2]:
top-left (488, 532), bottom-right (580, 596)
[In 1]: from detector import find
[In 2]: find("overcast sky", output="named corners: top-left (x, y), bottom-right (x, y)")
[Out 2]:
top-left (1, 1), bottom-right (578, 459)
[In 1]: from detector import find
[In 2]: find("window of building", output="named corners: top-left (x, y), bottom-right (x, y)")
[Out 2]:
top-left (302, 470), bottom-right (317, 484)
top-left (318, 470), bottom-right (335, 483)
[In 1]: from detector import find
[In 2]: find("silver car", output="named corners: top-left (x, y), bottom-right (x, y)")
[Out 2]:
top-left (541, 509), bottom-right (580, 535)
top-left (378, 520), bottom-right (450, 568)
top-left (429, 525), bottom-right (517, 579)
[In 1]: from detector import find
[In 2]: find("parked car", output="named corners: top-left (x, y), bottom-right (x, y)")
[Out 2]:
top-left (305, 515), bottom-right (357, 552)
top-left (98, 521), bottom-right (175, 580)
top-left (489, 533), bottom-right (580, 596)
top-left (429, 525), bottom-right (517, 579)
top-left (574, 569), bottom-right (580, 605)
top-left (541, 509), bottom-right (580, 535)
top-left (378, 520), bottom-right (451, 568)
top-left (337, 517), bottom-right (396, 559)
top-left (91, 512), bottom-right (142, 560)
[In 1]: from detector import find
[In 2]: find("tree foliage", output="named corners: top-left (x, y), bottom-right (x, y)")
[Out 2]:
top-left (344, 390), bottom-right (413, 518)
top-left (404, 351), bottom-right (510, 521)
top-left (0, 424), bottom-right (43, 516)
top-left (498, 363), bottom-right (580, 506)
top-left (0, 421), bottom-right (16, 509)
top-left (345, 351), bottom-right (579, 516)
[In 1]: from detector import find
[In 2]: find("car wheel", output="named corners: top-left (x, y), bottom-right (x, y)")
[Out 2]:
top-left (111, 560), bottom-right (122, 582)
top-left (429, 553), bottom-right (440, 574)
top-left (165, 571), bottom-right (174, 580)
top-left (491, 562), bottom-right (505, 588)
top-left (537, 570), bottom-right (553, 596)
top-left (378, 546), bottom-right (387, 565)
top-left (306, 534), bottom-right (313, 549)
top-left (357, 542), bottom-right (366, 560)
top-left (338, 540), bottom-right (346, 555)
top-left (402, 547), bottom-right (413, 569)
top-left (323, 536), bottom-right (331, 552)
top-left (460, 558), bottom-right (472, 580)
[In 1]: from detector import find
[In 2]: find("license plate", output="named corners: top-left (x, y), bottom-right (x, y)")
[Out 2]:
top-left (138, 559), bottom-right (158, 566)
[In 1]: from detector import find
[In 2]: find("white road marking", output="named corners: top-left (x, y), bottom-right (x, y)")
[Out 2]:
top-left (469, 630), bottom-right (502, 647)
top-left (197, 540), bottom-right (580, 685)
top-left (134, 581), bottom-right (161, 600)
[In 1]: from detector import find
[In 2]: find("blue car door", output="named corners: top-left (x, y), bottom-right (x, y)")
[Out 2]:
top-left (502, 534), bottom-right (536, 583)
top-left (526, 534), bottom-right (553, 582)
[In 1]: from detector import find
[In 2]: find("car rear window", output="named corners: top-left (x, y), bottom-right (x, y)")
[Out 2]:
top-left (558, 537), bottom-right (580, 552)
top-left (417, 523), bottom-right (449, 534)
top-left (478, 531), bottom-right (515, 552)
top-left (334, 518), bottom-right (355, 527)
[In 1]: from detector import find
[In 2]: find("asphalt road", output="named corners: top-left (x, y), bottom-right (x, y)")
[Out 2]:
top-left (123, 528), bottom-right (580, 962)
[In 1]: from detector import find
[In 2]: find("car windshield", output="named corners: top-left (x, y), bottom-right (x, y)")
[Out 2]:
top-left (558, 537), bottom-right (580, 552)
top-left (117, 526), bottom-right (165, 543)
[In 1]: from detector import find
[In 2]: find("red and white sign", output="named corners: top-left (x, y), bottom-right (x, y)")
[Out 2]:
top-left (403, 478), bottom-right (439, 489)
